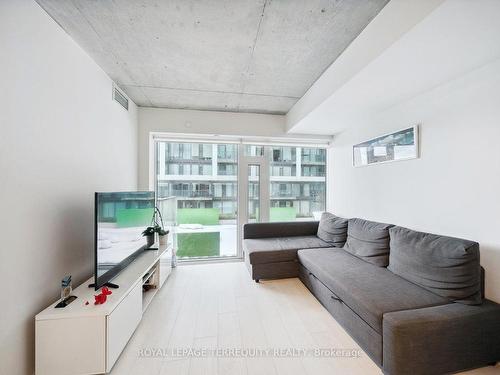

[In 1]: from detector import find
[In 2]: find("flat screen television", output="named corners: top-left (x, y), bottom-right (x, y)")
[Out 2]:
top-left (93, 191), bottom-right (155, 290)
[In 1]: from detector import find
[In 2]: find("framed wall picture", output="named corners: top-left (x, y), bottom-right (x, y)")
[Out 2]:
top-left (353, 126), bottom-right (419, 167)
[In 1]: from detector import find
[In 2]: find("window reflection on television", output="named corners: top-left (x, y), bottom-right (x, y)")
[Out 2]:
top-left (96, 192), bottom-right (154, 278)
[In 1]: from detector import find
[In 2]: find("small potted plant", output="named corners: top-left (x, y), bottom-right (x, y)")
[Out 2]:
top-left (156, 224), bottom-right (169, 245)
top-left (142, 207), bottom-right (169, 246)
top-left (142, 226), bottom-right (156, 247)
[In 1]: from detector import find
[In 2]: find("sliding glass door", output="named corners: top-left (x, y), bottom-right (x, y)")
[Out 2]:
top-left (154, 139), bottom-right (327, 262)
top-left (155, 141), bottom-right (238, 261)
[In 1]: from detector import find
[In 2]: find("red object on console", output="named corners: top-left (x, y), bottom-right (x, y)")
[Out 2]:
top-left (94, 287), bottom-right (113, 305)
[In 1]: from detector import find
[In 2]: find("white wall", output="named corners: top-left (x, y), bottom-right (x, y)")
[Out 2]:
top-left (329, 58), bottom-right (500, 302)
top-left (0, 2), bottom-right (138, 375)
top-left (138, 107), bottom-right (330, 189)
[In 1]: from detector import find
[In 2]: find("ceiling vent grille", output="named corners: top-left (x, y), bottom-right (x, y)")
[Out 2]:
top-left (113, 84), bottom-right (129, 110)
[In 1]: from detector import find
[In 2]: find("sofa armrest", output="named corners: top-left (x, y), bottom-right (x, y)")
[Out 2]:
top-left (383, 300), bottom-right (500, 375)
top-left (243, 221), bottom-right (319, 239)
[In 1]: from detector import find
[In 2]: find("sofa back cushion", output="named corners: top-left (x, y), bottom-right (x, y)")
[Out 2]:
top-left (343, 218), bottom-right (393, 267)
top-left (388, 226), bottom-right (482, 305)
top-left (317, 212), bottom-right (348, 247)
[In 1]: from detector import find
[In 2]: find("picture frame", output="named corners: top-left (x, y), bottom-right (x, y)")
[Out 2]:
top-left (353, 125), bottom-right (419, 167)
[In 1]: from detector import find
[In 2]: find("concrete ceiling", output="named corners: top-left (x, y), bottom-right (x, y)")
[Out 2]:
top-left (36, 0), bottom-right (388, 114)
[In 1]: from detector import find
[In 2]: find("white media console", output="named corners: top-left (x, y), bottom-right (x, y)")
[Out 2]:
top-left (35, 244), bottom-right (172, 375)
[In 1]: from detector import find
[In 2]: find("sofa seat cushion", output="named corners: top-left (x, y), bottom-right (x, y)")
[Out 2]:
top-left (388, 226), bottom-right (482, 305)
top-left (244, 236), bottom-right (332, 264)
top-left (317, 212), bottom-right (349, 247)
top-left (344, 218), bottom-right (394, 267)
top-left (298, 248), bottom-right (449, 334)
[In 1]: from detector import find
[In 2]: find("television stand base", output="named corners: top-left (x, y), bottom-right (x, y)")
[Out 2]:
top-left (88, 282), bottom-right (119, 289)
top-left (36, 245), bottom-right (173, 375)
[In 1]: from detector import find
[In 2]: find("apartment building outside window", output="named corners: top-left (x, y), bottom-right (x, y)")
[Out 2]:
top-left (155, 140), bottom-right (327, 260)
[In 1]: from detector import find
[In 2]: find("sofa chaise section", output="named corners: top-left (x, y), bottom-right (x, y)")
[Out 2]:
top-left (243, 221), bottom-right (332, 281)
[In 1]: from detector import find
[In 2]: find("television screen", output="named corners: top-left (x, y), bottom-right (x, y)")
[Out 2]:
top-left (94, 191), bottom-right (155, 290)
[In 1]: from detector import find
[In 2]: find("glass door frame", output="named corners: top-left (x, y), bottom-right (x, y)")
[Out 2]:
top-left (237, 145), bottom-right (271, 251)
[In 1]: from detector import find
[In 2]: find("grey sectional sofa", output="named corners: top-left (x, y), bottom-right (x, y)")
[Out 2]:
top-left (243, 214), bottom-right (500, 375)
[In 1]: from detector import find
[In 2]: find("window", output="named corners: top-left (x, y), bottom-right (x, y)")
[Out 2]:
top-left (155, 140), bottom-right (328, 260)
top-left (244, 145), bottom-right (264, 157)
top-left (269, 146), bottom-right (326, 221)
top-left (218, 144), bottom-right (237, 161)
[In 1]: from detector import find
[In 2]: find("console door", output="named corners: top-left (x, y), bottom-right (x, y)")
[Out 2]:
top-left (106, 282), bottom-right (142, 372)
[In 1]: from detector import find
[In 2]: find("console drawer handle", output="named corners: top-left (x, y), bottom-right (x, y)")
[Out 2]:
top-left (331, 295), bottom-right (342, 302)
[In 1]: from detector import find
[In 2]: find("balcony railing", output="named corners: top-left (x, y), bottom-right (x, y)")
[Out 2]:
top-left (166, 157), bottom-right (212, 163)
top-left (170, 190), bottom-right (212, 198)
top-left (169, 190), bottom-right (238, 199)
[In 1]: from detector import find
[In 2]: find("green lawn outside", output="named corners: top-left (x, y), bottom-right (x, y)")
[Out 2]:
top-left (176, 208), bottom-right (221, 258)
top-left (175, 207), bottom-right (297, 258)
top-left (177, 208), bottom-right (219, 225)
top-left (270, 207), bottom-right (296, 222)
top-left (176, 232), bottom-right (220, 258)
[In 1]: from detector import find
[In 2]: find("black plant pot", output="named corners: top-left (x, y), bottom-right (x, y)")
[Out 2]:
top-left (146, 234), bottom-right (155, 247)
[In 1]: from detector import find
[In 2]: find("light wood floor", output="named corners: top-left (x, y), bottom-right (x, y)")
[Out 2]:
top-left (110, 262), bottom-right (499, 375)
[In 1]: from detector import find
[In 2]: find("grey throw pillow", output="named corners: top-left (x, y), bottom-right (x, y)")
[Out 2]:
top-left (344, 218), bottom-right (393, 267)
top-left (388, 226), bottom-right (482, 305)
top-left (317, 212), bottom-right (348, 247)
